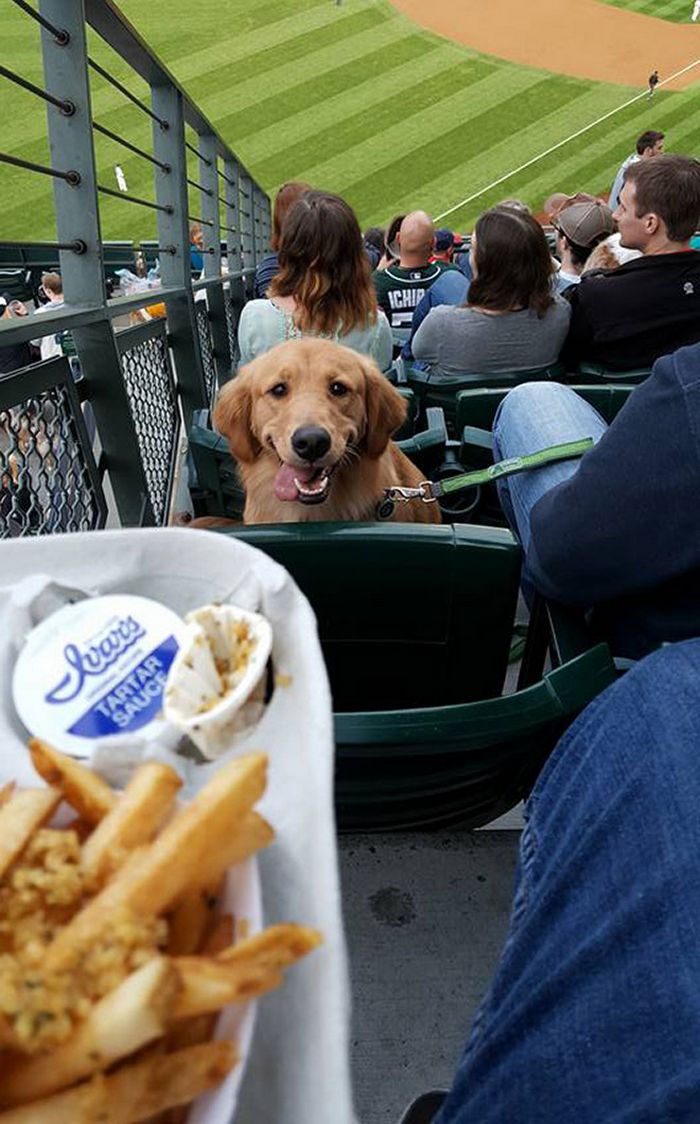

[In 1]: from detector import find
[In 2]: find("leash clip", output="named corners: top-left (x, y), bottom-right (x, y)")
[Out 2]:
top-left (383, 481), bottom-right (438, 505)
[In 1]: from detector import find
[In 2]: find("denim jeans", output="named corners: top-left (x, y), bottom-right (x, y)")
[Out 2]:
top-left (434, 637), bottom-right (700, 1123)
top-left (491, 382), bottom-right (608, 552)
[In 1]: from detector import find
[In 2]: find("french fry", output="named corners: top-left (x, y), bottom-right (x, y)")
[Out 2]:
top-left (81, 762), bottom-right (182, 888)
top-left (0, 787), bottom-right (60, 880)
top-left (202, 912), bottom-right (235, 956)
top-left (44, 754), bottom-right (267, 973)
top-left (173, 924), bottom-right (323, 1019)
top-left (0, 1041), bottom-right (237, 1124)
top-left (166, 880), bottom-right (221, 957)
top-left (218, 923), bottom-right (323, 967)
top-left (29, 739), bottom-right (115, 824)
top-left (0, 957), bottom-right (181, 1107)
top-left (183, 810), bottom-right (274, 895)
top-left (0, 781), bottom-right (16, 807)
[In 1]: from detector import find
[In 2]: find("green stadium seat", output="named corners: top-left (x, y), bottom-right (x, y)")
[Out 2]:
top-left (455, 383), bottom-right (634, 437)
top-left (575, 361), bottom-right (652, 385)
top-left (187, 422), bottom-right (245, 521)
top-left (0, 268), bottom-right (33, 303)
top-left (394, 387), bottom-right (419, 440)
top-left (224, 521), bottom-right (616, 830)
top-left (406, 363), bottom-right (566, 435)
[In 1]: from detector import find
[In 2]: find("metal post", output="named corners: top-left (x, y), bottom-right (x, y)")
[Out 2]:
top-left (224, 157), bottom-right (245, 376)
top-left (38, 0), bottom-right (103, 304)
top-left (200, 135), bottom-right (231, 381)
top-left (239, 170), bottom-right (255, 299)
top-left (151, 83), bottom-right (208, 426)
top-left (39, 0), bottom-right (155, 526)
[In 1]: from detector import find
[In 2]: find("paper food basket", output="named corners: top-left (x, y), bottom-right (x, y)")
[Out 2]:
top-left (0, 527), bottom-right (357, 1124)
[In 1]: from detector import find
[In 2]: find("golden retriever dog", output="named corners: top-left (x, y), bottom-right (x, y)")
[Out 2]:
top-left (212, 338), bottom-right (441, 524)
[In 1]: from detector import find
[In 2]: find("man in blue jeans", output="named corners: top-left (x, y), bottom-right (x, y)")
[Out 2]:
top-left (405, 636), bottom-right (700, 1123)
top-left (488, 341), bottom-right (700, 658)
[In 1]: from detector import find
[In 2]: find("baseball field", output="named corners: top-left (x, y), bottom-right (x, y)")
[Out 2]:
top-left (3, 0), bottom-right (700, 241)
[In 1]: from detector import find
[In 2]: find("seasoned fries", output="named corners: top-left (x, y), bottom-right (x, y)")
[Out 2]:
top-left (28, 740), bottom-right (115, 824)
top-left (0, 743), bottom-right (322, 1122)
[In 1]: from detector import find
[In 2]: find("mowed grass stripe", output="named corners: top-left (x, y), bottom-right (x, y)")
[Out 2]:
top-left (380, 82), bottom-right (632, 225)
top-left (341, 75), bottom-right (590, 219)
top-left (214, 33), bottom-right (431, 141)
top-left (184, 6), bottom-right (389, 103)
top-left (294, 65), bottom-right (543, 201)
top-left (252, 57), bottom-right (497, 186)
top-left (199, 16), bottom-right (418, 124)
top-left (240, 40), bottom-right (462, 165)
top-left (602, 0), bottom-right (691, 19)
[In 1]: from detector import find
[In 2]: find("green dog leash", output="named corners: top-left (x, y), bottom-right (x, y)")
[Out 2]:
top-left (378, 436), bottom-right (594, 517)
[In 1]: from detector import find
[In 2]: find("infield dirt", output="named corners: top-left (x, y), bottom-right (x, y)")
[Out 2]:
top-left (391, 0), bottom-right (700, 90)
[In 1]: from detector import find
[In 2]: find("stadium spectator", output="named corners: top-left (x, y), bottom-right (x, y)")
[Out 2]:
top-left (431, 228), bottom-right (455, 264)
top-left (363, 226), bottom-right (385, 270)
top-left (562, 154), bottom-right (700, 372)
top-left (254, 181), bottom-right (310, 298)
top-left (415, 636), bottom-right (700, 1124)
top-left (237, 190), bottom-right (391, 369)
top-left (411, 207), bottom-right (570, 380)
top-left (189, 222), bottom-right (205, 273)
top-left (31, 273), bottom-right (69, 361)
top-left (581, 232), bottom-right (642, 273)
top-left (543, 191), bottom-right (569, 223)
top-left (376, 214), bottom-right (405, 271)
top-left (490, 338), bottom-right (700, 658)
top-left (552, 199), bottom-right (615, 292)
top-left (372, 211), bottom-right (457, 331)
top-left (608, 129), bottom-right (664, 211)
top-left (0, 295), bottom-right (32, 375)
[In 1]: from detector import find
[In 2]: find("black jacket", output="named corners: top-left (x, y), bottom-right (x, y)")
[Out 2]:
top-left (562, 251), bottom-right (700, 371)
top-left (528, 342), bottom-right (700, 658)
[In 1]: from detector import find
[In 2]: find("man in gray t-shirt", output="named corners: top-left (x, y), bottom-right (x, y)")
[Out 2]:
top-left (609, 130), bottom-right (664, 211)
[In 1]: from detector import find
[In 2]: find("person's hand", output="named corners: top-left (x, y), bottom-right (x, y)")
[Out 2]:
top-left (9, 300), bottom-right (28, 317)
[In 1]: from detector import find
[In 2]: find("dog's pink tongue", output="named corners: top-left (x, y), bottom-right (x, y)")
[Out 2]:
top-left (274, 463), bottom-right (315, 502)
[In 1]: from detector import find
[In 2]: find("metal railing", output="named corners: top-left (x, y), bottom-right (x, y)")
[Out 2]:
top-left (0, 0), bottom-right (271, 537)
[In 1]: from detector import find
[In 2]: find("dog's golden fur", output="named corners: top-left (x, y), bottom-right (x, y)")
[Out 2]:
top-left (212, 338), bottom-right (441, 525)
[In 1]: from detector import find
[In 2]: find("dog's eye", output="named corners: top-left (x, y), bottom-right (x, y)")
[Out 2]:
top-left (329, 382), bottom-right (349, 397)
top-left (268, 383), bottom-right (288, 398)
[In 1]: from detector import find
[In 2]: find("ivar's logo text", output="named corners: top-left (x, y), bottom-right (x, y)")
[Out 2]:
top-left (45, 616), bottom-right (146, 704)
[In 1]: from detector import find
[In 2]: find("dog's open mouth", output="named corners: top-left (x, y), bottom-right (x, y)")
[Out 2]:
top-left (274, 463), bottom-right (334, 505)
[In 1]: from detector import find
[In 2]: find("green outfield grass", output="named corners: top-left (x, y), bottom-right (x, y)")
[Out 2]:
top-left (2, 0), bottom-right (699, 242)
top-left (601, 0), bottom-right (694, 21)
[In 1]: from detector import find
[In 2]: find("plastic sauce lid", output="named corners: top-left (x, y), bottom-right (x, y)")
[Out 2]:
top-left (13, 594), bottom-right (187, 758)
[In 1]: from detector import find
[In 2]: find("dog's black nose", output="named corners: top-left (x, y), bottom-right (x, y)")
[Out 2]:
top-left (291, 426), bottom-right (331, 462)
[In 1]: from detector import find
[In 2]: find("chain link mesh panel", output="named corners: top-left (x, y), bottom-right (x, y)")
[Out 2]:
top-left (0, 362), bottom-right (105, 538)
top-left (223, 284), bottom-right (240, 371)
top-left (118, 323), bottom-right (180, 525)
top-left (195, 301), bottom-right (216, 407)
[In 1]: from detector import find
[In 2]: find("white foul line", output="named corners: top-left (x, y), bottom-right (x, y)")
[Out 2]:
top-left (434, 57), bottom-right (700, 222)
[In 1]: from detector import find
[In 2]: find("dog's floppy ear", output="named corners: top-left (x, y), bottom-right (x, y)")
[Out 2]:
top-left (361, 358), bottom-right (408, 458)
top-left (212, 366), bottom-right (261, 464)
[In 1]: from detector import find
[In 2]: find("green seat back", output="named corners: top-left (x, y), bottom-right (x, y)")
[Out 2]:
top-left (188, 424), bottom-right (245, 520)
top-left (576, 361), bottom-right (651, 385)
top-left (407, 364), bottom-right (565, 434)
top-left (394, 387), bottom-right (418, 440)
top-left (455, 383), bottom-right (634, 436)
top-left (230, 522), bottom-right (521, 710)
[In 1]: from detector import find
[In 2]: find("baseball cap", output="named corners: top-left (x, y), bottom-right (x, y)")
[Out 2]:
top-left (434, 227), bottom-right (455, 252)
top-left (556, 200), bottom-right (615, 249)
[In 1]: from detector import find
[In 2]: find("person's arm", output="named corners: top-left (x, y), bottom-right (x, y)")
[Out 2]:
top-left (559, 282), bottom-right (593, 371)
top-left (404, 272), bottom-right (469, 360)
top-left (527, 348), bottom-right (700, 606)
top-left (411, 309), bottom-right (443, 365)
top-left (373, 310), bottom-right (393, 371)
top-left (236, 301), bottom-right (264, 366)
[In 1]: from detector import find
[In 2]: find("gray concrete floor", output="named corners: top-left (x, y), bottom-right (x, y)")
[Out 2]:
top-left (339, 831), bottom-right (520, 1124)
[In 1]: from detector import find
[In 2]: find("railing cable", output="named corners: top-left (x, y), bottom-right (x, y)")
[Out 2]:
top-left (97, 183), bottom-right (173, 214)
top-left (187, 177), bottom-right (213, 197)
top-left (188, 214), bottom-right (214, 228)
top-left (88, 58), bottom-right (168, 129)
top-left (92, 122), bottom-right (171, 172)
top-left (0, 239), bottom-right (87, 254)
top-left (185, 140), bottom-right (211, 165)
top-left (0, 64), bottom-right (74, 115)
top-left (0, 150), bottom-right (80, 185)
top-left (10, 0), bottom-right (69, 44)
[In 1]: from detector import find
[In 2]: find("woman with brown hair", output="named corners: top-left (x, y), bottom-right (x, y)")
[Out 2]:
top-left (412, 206), bottom-right (570, 380)
top-left (238, 190), bottom-right (392, 369)
top-left (253, 181), bottom-right (310, 298)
